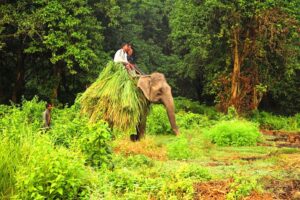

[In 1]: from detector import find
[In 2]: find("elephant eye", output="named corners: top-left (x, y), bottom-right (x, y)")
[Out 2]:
top-left (157, 88), bottom-right (163, 96)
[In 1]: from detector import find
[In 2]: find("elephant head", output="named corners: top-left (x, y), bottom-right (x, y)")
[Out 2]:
top-left (137, 73), bottom-right (179, 135)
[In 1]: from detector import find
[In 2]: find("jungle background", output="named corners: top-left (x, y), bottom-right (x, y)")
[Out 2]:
top-left (0, 0), bottom-right (300, 199)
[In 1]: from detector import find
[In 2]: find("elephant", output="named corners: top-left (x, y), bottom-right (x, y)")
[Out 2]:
top-left (130, 72), bottom-right (179, 141)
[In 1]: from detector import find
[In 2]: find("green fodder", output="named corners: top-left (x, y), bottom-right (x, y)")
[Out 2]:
top-left (205, 120), bottom-right (262, 147)
top-left (80, 61), bottom-right (148, 132)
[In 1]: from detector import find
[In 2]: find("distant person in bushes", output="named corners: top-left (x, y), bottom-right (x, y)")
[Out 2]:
top-left (43, 102), bottom-right (53, 129)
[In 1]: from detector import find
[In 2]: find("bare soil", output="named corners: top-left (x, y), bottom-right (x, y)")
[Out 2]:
top-left (194, 179), bottom-right (274, 200)
top-left (264, 179), bottom-right (300, 200)
top-left (260, 129), bottom-right (300, 148)
top-left (194, 178), bottom-right (300, 200)
top-left (194, 179), bottom-right (231, 200)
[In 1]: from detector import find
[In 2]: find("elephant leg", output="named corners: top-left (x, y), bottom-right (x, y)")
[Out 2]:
top-left (136, 113), bottom-right (147, 140)
top-left (129, 116), bottom-right (145, 142)
top-left (130, 100), bottom-right (150, 142)
top-left (130, 105), bottom-right (149, 142)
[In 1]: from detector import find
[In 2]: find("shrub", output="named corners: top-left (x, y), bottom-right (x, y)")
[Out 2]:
top-left (113, 155), bottom-right (154, 169)
top-left (147, 105), bottom-right (172, 134)
top-left (49, 106), bottom-right (112, 168)
top-left (205, 120), bottom-right (262, 146)
top-left (49, 106), bottom-right (86, 147)
top-left (174, 97), bottom-right (221, 120)
top-left (75, 121), bottom-right (112, 168)
top-left (0, 137), bottom-right (22, 197)
top-left (0, 98), bottom-right (45, 197)
top-left (250, 111), bottom-right (299, 131)
top-left (15, 138), bottom-right (91, 200)
top-left (147, 105), bottom-right (216, 135)
top-left (0, 101), bottom-right (42, 142)
top-left (177, 165), bottom-right (212, 181)
top-left (20, 97), bottom-right (45, 129)
top-left (227, 176), bottom-right (262, 200)
top-left (167, 135), bottom-right (191, 160)
top-left (97, 165), bottom-right (195, 199)
top-left (177, 112), bottom-right (212, 129)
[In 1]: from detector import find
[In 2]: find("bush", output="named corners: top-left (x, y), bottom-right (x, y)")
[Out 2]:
top-left (147, 105), bottom-right (216, 135)
top-left (113, 155), bottom-right (154, 169)
top-left (96, 164), bottom-right (196, 199)
top-left (205, 120), bottom-right (262, 146)
top-left (20, 97), bottom-right (45, 129)
top-left (0, 98), bottom-right (45, 197)
top-left (167, 135), bottom-right (191, 160)
top-left (0, 137), bottom-right (22, 197)
top-left (15, 138), bottom-right (91, 200)
top-left (49, 106), bottom-right (112, 168)
top-left (0, 98), bottom-right (112, 199)
top-left (177, 165), bottom-right (212, 181)
top-left (227, 176), bottom-right (262, 200)
top-left (174, 97), bottom-right (221, 120)
top-left (250, 111), bottom-right (299, 131)
top-left (177, 112), bottom-right (212, 129)
top-left (49, 106), bottom-right (86, 147)
top-left (75, 121), bottom-right (112, 168)
top-left (147, 105), bottom-right (173, 134)
top-left (0, 99), bottom-right (44, 142)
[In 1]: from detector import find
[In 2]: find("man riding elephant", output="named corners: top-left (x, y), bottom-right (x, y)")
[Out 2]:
top-left (113, 43), bottom-right (179, 141)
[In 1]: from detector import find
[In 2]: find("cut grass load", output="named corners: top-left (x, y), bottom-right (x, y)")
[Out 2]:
top-left (80, 61), bottom-right (148, 132)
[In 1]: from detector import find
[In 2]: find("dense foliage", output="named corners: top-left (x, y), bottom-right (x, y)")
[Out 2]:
top-left (0, 97), bottom-right (299, 199)
top-left (0, 0), bottom-right (299, 115)
top-left (1, 1), bottom-right (299, 199)
top-left (0, 98), bottom-right (112, 198)
top-left (205, 120), bottom-right (262, 146)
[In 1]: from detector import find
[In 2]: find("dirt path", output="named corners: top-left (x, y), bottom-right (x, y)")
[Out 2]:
top-left (194, 179), bottom-right (300, 200)
top-left (260, 129), bottom-right (300, 148)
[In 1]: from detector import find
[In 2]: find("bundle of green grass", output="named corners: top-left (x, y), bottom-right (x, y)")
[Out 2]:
top-left (80, 61), bottom-right (148, 132)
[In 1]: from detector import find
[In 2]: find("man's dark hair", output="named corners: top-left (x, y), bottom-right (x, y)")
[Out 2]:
top-left (121, 42), bottom-right (132, 48)
top-left (46, 102), bottom-right (52, 108)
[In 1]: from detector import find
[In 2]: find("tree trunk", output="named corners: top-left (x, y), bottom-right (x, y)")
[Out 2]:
top-left (51, 62), bottom-right (62, 100)
top-left (230, 29), bottom-right (240, 110)
top-left (11, 48), bottom-right (25, 103)
top-left (61, 70), bottom-right (69, 94)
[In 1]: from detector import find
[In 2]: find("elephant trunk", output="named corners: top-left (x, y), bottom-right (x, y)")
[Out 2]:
top-left (162, 94), bottom-right (179, 135)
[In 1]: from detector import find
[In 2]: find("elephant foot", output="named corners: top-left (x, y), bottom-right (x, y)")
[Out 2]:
top-left (173, 128), bottom-right (180, 136)
top-left (130, 134), bottom-right (140, 142)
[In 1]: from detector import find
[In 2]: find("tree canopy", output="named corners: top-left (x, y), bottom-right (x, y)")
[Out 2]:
top-left (0, 0), bottom-right (299, 114)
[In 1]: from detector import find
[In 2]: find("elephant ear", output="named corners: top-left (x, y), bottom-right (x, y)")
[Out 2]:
top-left (137, 76), bottom-right (151, 101)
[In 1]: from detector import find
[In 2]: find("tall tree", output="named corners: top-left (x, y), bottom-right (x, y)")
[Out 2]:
top-left (0, 0), bottom-right (107, 103)
top-left (170, 0), bottom-right (299, 113)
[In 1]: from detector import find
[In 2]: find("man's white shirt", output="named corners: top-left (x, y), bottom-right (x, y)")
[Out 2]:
top-left (114, 49), bottom-right (128, 64)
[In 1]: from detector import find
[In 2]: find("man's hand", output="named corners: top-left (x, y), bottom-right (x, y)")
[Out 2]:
top-left (126, 63), bottom-right (135, 70)
top-left (125, 64), bottom-right (131, 70)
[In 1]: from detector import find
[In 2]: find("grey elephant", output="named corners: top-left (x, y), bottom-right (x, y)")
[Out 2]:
top-left (130, 72), bottom-right (179, 141)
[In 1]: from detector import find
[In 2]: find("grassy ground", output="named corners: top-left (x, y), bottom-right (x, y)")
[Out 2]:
top-left (112, 128), bottom-right (300, 199)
